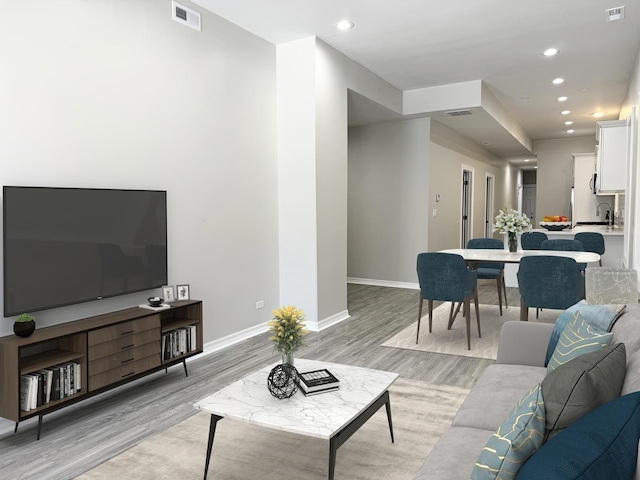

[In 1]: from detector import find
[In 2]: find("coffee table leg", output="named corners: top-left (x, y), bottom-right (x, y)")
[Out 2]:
top-left (385, 396), bottom-right (394, 443)
top-left (328, 437), bottom-right (337, 480)
top-left (327, 390), bottom-right (393, 479)
top-left (204, 414), bottom-right (223, 479)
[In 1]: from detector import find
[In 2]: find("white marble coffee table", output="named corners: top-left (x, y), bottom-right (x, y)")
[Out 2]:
top-left (194, 358), bottom-right (399, 480)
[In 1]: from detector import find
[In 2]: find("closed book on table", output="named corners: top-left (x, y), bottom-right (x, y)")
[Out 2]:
top-left (297, 369), bottom-right (340, 393)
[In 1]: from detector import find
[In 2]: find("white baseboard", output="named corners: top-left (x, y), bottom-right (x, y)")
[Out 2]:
top-left (197, 308), bottom-right (351, 357)
top-left (347, 277), bottom-right (419, 290)
top-left (307, 309), bottom-right (350, 331)
top-left (198, 323), bottom-right (269, 358)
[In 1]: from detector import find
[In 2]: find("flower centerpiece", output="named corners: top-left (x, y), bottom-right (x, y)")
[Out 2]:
top-left (267, 305), bottom-right (308, 366)
top-left (494, 206), bottom-right (532, 252)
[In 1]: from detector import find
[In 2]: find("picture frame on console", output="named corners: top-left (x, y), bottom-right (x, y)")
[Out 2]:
top-left (162, 286), bottom-right (175, 303)
top-left (177, 284), bottom-right (190, 301)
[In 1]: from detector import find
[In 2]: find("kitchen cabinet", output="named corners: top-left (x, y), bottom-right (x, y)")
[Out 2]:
top-left (596, 120), bottom-right (627, 193)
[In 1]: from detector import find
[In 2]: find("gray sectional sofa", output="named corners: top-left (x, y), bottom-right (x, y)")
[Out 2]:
top-left (415, 303), bottom-right (640, 479)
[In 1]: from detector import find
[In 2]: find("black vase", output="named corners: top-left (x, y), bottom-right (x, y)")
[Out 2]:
top-left (14, 320), bottom-right (35, 337)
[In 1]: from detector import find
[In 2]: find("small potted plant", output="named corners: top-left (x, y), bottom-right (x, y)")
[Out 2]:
top-left (266, 305), bottom-right (308, 366)
top-left (14, 313), bottom-right (36, 337)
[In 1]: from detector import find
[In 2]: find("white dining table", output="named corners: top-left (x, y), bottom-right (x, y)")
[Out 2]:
top-left (439, 248), bottom-right (600, 265)
top-left (440, 249), bottom-right (600, 288)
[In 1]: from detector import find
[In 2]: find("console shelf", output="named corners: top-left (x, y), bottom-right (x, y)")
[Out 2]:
top-left (0, 299), bottom-right (203, 439)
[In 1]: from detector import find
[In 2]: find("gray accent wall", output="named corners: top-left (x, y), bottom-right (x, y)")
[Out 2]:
top-left (348, 118), bottom-right (431, 283)
top-left (0, 0), bottom-right (279, 340)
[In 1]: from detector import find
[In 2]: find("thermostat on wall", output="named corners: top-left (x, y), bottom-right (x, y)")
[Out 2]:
top-left (172, 1), bottom-right (201, 31)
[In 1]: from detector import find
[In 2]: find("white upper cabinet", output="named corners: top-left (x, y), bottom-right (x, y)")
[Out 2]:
top-left (596, 120), bottom-right (627, 193)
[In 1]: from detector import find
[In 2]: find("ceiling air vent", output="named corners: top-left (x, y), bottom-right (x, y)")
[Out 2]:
top-left (445, 110), bottom-right (473, 117)
top-left (172, 1), bottom-right (201, 31)
top-left (605, 6), bottom-right (625, 22)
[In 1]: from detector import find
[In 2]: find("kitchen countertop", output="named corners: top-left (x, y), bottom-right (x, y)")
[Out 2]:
top-left (532, 225), bottom-right (623, 236)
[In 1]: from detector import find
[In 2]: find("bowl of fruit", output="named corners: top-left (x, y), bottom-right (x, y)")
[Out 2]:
top-left (540, 215), bottom-right (571, 231)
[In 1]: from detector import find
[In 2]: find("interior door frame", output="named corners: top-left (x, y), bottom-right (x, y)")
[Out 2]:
top-left (461, 165), bottom-right (474, 247)
top-left (484, 173), bottom-right (495, 238)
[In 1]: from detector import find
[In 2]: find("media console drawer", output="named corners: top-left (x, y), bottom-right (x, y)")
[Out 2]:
top-left (89, 342), bottom-right (161, 375)
top-left (89, 354), bottom-right (161, 391)
top-left (88, 315), bottom-right (160, 346)
top-left (88, 329), bottom-right (159, 361)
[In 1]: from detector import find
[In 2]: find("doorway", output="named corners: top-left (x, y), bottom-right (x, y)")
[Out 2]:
top-left (461, 167), bottom-right (473, 247)
top-left (522, 185), bottom-right (536, 223)
top-left (485, 174), bottom-right (495, 237)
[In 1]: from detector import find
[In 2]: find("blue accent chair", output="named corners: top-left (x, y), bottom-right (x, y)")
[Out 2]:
top-left (574, 232), bottom-right (605, 266)
top-left (416, 252), bottom-right (480, 350)
top-left (521, 231), bottom-right (548, 250)
top-left (517, 255), bottom-right (585, 321)
top-left (467, 238), bottom-right (507, 315)
top-left (541, 239), bottom-right (587, 272)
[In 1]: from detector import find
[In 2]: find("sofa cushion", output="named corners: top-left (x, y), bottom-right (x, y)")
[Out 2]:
top-left (471, 384), bottom-right (545, 480)
top-left (542, 343), bottom-right (626, 441)
top-left (546, 312), bottom-right (613, 372)
top-left (453, 364), bottom-right (547, 431)
top-left (517, 392), bottom-right (640, 480)
top-left (414, 426), bottom-right (493, 480)
top-left (610, 304), bottom-right (640, 395)
top-left (545, 301), bottom-right (625, 365)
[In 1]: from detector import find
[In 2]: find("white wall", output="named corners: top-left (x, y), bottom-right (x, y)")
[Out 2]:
top-left (0, 0), bottom-right (279, 340)
top-left (347, 118), bottom-right (430, 284)
top-left (534, 136), bottom-right (597, 225)
top-left (621, 44), bottom-right (640, 271)
top-left (428, 121), bottom-right (507, 251)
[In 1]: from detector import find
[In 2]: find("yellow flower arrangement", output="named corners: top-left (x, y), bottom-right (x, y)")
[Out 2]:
top-left (267, 305), bottom-right (308, 355)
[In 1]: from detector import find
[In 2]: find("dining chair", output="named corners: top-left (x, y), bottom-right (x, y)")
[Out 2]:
top-left (574, 232), bottom-right (605, 266)
top-left (586, 267), bottom-right (638, 304)
top-left (520, 231), bottom-right (548, 250)
top-left (416, 252), bottom-right (480, 350)
top-left (541, 239), bottom-right (587, 272)
top-left (466, 238), bottom-right (507, 315)
top-left (517, 255), bottom-right (584, 321)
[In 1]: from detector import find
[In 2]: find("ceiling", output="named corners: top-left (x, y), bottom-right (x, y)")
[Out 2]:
top-left (192, 0), bottom-right (640, 166)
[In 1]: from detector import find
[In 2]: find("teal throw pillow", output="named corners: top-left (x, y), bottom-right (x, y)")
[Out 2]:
top-left (545, 301), bottom-right (625, 366)
top-left (517, 392), bottom-right (640, 480)
top-left (546, 312), bottom-right (613, 373)
top-left (542, 343), bottom-right (626, 441)
top-left (471, 384), bottom-right (545, 480)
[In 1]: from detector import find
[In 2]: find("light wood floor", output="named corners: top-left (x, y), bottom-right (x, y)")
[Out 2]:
top-left (0, 281), bottom-right (518, 480)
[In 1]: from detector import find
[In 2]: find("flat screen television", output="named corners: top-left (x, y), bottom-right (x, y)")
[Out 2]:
top-left (3, 186), bottom-right (168, 317)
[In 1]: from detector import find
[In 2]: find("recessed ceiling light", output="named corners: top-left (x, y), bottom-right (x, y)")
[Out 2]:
top-left (335, 20), bottom-right (354, 30)
top-left (524, 159), bottom-right (530, 162)
top-left (557, 96), bottom-right (568, 102)
top-left (552, 78), bottom-right (564, 85)
top-left (534, 166), bottom-right (538, 169)
top-left (565, 121), bottom-right (574, 125)
top-left (593, 112), bottom-right (604, 117)
top-left (543, 48), bottom-right (558, 57)
top-left (567, 129), bottom-right (575, 133)
top-left (561, 110), bottom-right (571, 115)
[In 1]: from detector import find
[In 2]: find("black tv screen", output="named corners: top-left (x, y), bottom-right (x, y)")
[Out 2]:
top-left (3, 186), bottom-right (168, 316)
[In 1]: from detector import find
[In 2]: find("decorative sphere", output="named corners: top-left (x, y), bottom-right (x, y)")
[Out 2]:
top-left (267, 364), bottom-right (298, 399)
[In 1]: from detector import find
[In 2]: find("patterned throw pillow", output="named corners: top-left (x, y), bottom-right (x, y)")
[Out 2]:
top-left (544, 301), bottom-right (625, 366)
top-left (470, 384), bottom-right (545, 480)
top-left (546, 312), bottom-right (613, 373)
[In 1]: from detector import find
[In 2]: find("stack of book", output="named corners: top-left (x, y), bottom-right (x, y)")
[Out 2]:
top-left (162, 326), bottom-right (197, 360)
top-left (20, 361), bottom-right (82, 412)
top-left (297, 368), bottom-right (340, 396)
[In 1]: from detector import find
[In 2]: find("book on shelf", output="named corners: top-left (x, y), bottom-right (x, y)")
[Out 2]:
top-left (297, 368), bottom-right (340, 394)
top-left (19, 361), bottom-right (82, 411)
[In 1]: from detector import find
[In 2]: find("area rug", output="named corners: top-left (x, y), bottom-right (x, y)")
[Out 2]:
top-left (382, 304), bottom-right (560, 360)
top-left (77, 378), bottom-right (469, 480)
